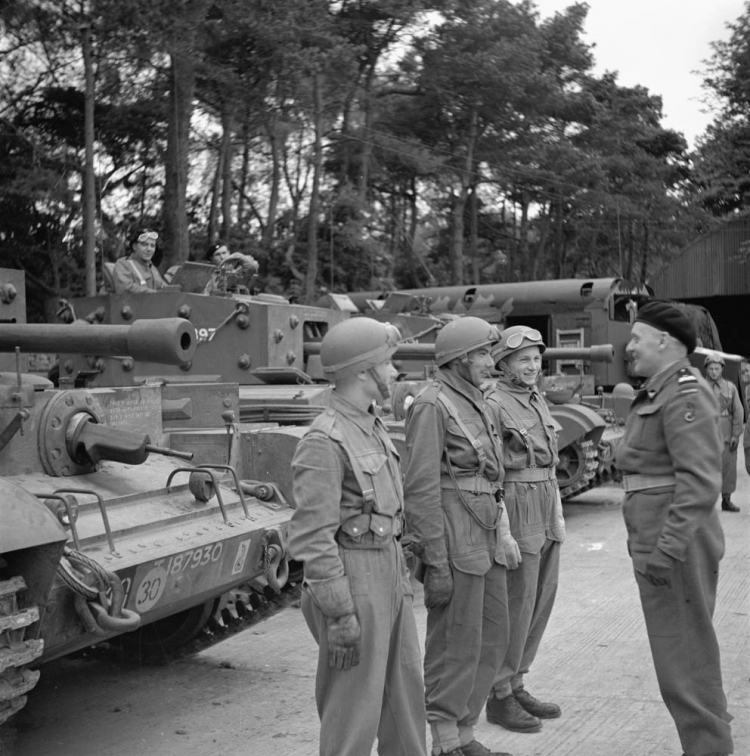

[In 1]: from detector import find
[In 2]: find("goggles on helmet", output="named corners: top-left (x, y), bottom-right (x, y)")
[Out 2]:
top-left (137, 231), bottom-right (158, 243)
top-left (504, 328), bottom-right (543, 349)
top-left (384, 323), bottom-right (401, 348)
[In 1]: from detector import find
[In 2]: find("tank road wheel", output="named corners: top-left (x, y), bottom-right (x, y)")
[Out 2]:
top-left (556, 439), bottom-right (598, 499)
top-left (118, 597), bottom-right (220, 662)
top-left (0, 576), bottom-right (44, 725)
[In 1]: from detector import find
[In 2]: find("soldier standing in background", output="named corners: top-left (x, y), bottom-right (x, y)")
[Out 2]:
top-left (288, 318), bottom-right (427, 756)
top-left (615, 301), bottom-right (734, 756)
top-left (404, 317), bottom-right (517, 756)
top-left (703, 353), bottom-right (743, 512)
top-left (483, 326), bottom-right (565, 735)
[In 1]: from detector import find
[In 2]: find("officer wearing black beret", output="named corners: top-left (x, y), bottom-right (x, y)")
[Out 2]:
top-left (615, 300), bottom-right (734, 756)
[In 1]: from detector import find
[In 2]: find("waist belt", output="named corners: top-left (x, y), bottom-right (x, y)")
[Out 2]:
top-left (504, 467), bottom-right (556, 483)
top-left (622, 473), bottom-right (676, 492)
top-left (440, 475), bottom-right (499, 495)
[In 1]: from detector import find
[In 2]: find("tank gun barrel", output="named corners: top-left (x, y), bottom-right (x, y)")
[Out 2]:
top-left (145, 443), bottom-right (194, 461)
top-left (0, 319), bottom-right (196, 365)
top-left (304, 341), bottom-right (614, 363)
top-left (543, 345), bottom-right (614, 363)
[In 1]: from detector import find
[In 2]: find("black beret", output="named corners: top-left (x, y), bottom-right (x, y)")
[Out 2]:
top-left (635, 301), bottom-right (697, 354)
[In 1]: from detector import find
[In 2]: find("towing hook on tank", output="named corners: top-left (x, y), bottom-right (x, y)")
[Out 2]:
top-left (262, 529), bottom-right (289, 594)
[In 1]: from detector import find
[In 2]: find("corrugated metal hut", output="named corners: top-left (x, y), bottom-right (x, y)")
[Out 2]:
top-left (650, 216), bottom-right (750, 356)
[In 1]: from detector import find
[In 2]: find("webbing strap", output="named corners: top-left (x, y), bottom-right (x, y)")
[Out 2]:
top-left (436, 393), bottom-right (487, 476)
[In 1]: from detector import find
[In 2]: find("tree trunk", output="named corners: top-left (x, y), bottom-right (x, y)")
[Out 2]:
top-left (207, 142), bottom-right (223, 245)
top-left (448, 106), bottom-right (479, 285)
top-left (162, 0), bottom-right (210, 269)
top-left (517, 192), bottom-right (530, 280)
top-left (469, 181), bottom-right (480, 283)
top-left (263, 115), bottom-right (282, 248)
top-left (162, 49), bottom-right (195, 269)
top-left (81, 22), bottom-right (97, 296)
top-left (220, 106), bottom-right (234, 240)
top-left (357, 65), bottom-right (376, 201)
top-left (305, 73), bottom-right (323, 303)
top-left (639, 220), bottom-right (650, 283)
top-left (237, 118), bottom-right (250, 229)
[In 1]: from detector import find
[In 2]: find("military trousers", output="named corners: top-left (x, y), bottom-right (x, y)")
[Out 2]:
top-left (302, 540), bottom-right (426, 756)
top-left (721, 442), bottom-right (738, 495)
top-left (424, 562), bottom-right (509, 732)
top-left (633, 524), bottom-right (733, 756)
top-left (492, 537), bottom-right (561, 698)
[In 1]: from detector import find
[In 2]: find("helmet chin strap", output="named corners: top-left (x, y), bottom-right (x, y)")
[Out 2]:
top-left (368, 367), bottom-right (390, 401)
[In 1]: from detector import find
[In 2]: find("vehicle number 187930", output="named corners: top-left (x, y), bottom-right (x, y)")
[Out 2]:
top-left (132, 543), bottom-right (225, 613)
top-left (164, 543), bottom-right (223, 575)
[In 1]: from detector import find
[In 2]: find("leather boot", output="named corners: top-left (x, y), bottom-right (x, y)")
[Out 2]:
top-left (513, 687), bottom-right (561, 719)
top-left (721, 495), bottom-right (740, 512)
top-left (461, 740), bottom-right (513, 756)
top-left (486, 693), bottom-right (542, 733)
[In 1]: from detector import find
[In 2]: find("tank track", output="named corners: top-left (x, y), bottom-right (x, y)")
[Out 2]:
top-left (94, 577), bottom-right (303, 665)
top-left (560, 427), bottom-right (624, 500)
top-left (0, 577), bottom-right (44, 727)
top-left (177, 580), bottom-right (302, 660)
top-left (558, 439), bottom-right (599, 500)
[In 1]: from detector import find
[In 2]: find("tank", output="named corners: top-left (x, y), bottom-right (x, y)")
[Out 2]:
top-left (0, 310), bottom-right (298, 725)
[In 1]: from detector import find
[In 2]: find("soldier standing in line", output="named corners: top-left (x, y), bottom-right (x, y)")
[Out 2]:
top-left (615, 301), bottom-right (734, 756)
top-left (403, 317), bottom-right (518, 756)
top-left (703, 352), bottom-right (743, 512)
top-left (483, 326), bottom-right (565, 734)
top-left (288, 318), bottom-right (427, 756)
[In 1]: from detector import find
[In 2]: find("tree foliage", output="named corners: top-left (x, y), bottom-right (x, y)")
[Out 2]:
top-left (0, 0), bottom-right (745, 312)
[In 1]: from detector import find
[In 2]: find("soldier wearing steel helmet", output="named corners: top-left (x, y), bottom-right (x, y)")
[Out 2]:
top-left (288, 317), bottom-right (427, 756)
top-left (615, 301), bottom-right (733, 756)
top-left (703, 352), bottom-right (743, 512)
top-left (483, 325), bottom-right (565, 735)
top-left (403, 316), bottom-right (515, 756)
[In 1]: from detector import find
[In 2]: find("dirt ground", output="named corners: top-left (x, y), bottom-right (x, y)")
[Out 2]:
top-left (1, 478), bottom-right (748, 756)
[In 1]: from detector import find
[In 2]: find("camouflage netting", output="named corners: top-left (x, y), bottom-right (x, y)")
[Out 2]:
top-left (668, 301), bottom-right (723, 351)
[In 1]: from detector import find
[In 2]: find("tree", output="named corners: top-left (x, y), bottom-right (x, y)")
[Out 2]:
top-left (691, 2), bottom-right (750, 216)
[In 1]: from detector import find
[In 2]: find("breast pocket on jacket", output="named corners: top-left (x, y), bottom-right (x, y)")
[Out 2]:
top-left (631, 403), bottom-right (664, 452)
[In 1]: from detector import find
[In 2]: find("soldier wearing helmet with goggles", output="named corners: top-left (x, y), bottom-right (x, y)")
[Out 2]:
top-left (112, 228), bottom-right (166, 294)
top-left (403, 316), bottom-right (515, 756)
top-left (703, 352), bottom-right (743, 512)
top-left (483, 325), bottom-right (565, 735)
top-left (288, 317), bottom-right (427, 756)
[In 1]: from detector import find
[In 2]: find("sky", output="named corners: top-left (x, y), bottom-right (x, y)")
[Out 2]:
top-left (530, 0), bottom-right (747, 148)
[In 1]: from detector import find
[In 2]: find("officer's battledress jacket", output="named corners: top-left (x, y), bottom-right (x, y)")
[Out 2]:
top-left (616, 359), bottom-right (723, 571)
top-left (287, 392), bottom-right (409, 617)
top-left (403, 368), bottom-right (506, 572)
top-left (484, 377), bottom-right (565, 552)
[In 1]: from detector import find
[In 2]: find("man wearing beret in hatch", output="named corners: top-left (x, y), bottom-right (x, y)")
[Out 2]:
top-left (615, 301), bottom-right (733, 756)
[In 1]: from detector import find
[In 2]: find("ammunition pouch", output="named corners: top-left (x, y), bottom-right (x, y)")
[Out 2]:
top-left (337, 512), bottom-right (402, 550)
